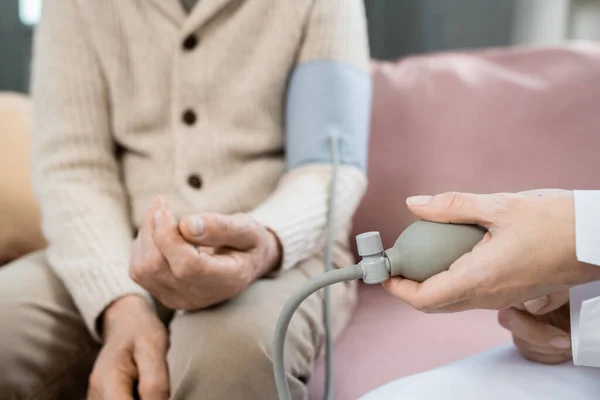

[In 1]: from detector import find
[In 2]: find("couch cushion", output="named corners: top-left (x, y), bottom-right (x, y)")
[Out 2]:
top-left (352, 42), bottom-right (600, 253)
top-left (308, 284), bottom-right (510, 399)
top-left (0, 93), bottom-right (45, 265)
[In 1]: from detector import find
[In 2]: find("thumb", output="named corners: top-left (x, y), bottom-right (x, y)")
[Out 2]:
top-left (179, 213), bottom-right (258, 250)
top-left (406, 192), bottom-right (507, 228)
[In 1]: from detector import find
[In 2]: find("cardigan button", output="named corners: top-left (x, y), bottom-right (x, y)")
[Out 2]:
top-left (187, 174), bottom-right (203, 190)
top-left (182, 34), bottom-right (198, 51)
top-left (182, 109), bottom-right (197, 125)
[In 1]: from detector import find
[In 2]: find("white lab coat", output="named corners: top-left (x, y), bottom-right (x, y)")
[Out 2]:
top-left (571, 190), bottom-right (600, 368)
top-left (361, 190), bottom-right (600, 400)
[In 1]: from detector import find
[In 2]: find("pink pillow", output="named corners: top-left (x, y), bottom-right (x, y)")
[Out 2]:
top-left (353, 42), bottom-right (600, 251)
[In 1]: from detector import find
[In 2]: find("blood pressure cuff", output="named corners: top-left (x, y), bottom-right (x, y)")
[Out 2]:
top-left (285, 60), bottom-right (372, 172)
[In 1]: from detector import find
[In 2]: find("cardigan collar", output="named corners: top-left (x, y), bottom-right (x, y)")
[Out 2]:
top-left (150, 0), bottom-right (234, 33)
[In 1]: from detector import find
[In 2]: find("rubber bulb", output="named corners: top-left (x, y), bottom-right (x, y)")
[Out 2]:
top-left (385, 221), bottom-right (486, 282)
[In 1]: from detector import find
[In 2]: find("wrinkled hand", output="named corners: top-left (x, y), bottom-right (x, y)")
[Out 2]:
top-left (130, 197), bottom-right (281, 310)
top-left (498, 290), bottom-right (572, 365)
top-left (88, 296), bottom-right (169, 400)
top-left (383, 190), bottom-right (600, 313)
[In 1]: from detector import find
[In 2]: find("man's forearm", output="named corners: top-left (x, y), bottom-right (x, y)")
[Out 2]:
top-left (31, 0), bottom-right (150, 341)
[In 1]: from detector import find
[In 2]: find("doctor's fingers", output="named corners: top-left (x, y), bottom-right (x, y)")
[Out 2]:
top-left (512, 336), bottom-right (572, 365)
top-left (498, 307), bottom-right (571, 349)
top-left (382, 249), bottom-right (502, 313)
top-left (513, 290), bottom-right (570, 315)
top-left (405, 192), bottom-right (517, 230)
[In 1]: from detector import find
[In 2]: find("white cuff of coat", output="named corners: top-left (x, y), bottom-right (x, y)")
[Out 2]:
top-left (570, 190), bottom-right (600, 367)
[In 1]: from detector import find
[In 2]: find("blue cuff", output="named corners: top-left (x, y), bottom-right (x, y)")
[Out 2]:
top-left (285, 60), bottom-right (372, 171)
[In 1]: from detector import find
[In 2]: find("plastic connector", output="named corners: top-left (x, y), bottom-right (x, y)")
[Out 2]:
top-left (356, 232), bottom-right (390, 284)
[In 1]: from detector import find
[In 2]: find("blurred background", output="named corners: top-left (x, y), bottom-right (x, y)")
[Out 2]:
top-left (1, 0), bottom-right (600, 93)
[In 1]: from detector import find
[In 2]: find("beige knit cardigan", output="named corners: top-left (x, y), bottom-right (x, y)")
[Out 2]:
top-left (31, 0), bottom-right (370, 339)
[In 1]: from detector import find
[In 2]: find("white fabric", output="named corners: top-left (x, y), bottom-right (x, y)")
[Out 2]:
top-left (360, 344), bottom-right (600, 400)
top-left (574, 190), bottom-right (600, 265)
top-left (362, 190), bottom-right (600, 399)
top-left (571, 190), bottom-right (600, 367)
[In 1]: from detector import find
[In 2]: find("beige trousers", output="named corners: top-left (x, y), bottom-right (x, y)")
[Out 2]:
top-left (0, 251), bottom-right (357, 400)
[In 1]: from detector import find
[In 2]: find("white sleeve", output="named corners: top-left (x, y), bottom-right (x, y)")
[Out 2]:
top-left (570, 190), bottom-right (600, 367)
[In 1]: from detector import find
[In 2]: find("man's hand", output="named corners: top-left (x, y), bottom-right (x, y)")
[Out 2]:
top-left (129, 197), bottom-right (281, 310)
top-left (499, 291), bottom-right (572, 365)
top-left (88, 296), bottom-right (169, 400)
top-left (383, 190), bottom-right (600, 313)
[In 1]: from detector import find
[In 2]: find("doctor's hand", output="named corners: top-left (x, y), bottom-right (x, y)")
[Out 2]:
top-left (129, 197), bottom-right (281, 310)
top-left (499, 290), bottom-right (572, 365)
top-left (383, 190), bottom-right (600, 313)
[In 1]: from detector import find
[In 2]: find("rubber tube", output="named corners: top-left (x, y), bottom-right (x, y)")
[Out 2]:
top-left (323, 134), bottom-right (340, 399)
top-left (273, 264), bottom-right (364, 400)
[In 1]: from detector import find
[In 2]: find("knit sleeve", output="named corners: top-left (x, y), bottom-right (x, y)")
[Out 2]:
top-left (250, 0), bottom-right (371, 271)
top-left (296, 0), bottom-right (370, 71)
top-left (31, 0), bottom-right (151, 341)
top-left (251, 166), bottom-right (367, 271)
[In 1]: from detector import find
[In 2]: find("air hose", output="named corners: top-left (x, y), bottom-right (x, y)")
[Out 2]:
top-left (322, 135), bottom-right (340, 399)
top-left (273, 217), bottom-right (486, 400)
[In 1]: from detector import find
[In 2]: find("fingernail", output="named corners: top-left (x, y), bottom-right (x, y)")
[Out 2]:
top-left (154, 209), bottom-right (163, 226)
top-left (187, 217), bottom-right (206, 236)
top-left (524, 296), bottom-right (549, 314)
top-left (406, 195), bottom-right (432, 206)
top-left (550, 336), bottom-right (571, 349)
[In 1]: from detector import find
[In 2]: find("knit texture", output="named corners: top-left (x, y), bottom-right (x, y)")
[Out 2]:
top-left (31, 0), bottom-right (370, 340)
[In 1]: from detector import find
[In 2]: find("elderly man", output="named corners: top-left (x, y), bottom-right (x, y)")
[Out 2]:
top-left (0, 1), bottom-right (372, 399)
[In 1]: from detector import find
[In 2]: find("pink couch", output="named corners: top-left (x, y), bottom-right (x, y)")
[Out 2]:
top-left (308, 42), bottom-right (600, 399)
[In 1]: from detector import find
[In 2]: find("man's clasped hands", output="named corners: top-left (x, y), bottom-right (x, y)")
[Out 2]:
top-left (88, 196), bottom-right (281, 400)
